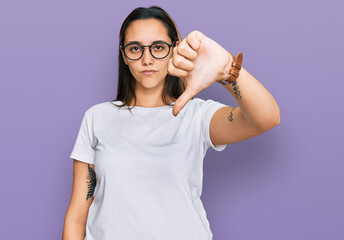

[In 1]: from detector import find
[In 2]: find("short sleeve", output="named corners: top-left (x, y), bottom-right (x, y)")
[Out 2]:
top-left (201, 99), bottom-right (228, 152)
top-left (69, 109), bottom-right (97, 164)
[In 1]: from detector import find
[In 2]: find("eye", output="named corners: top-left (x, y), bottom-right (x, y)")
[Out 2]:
top-left (153, 44), bottom-right (165, 51)
top-left (129, 45), bottom-right (141, 52)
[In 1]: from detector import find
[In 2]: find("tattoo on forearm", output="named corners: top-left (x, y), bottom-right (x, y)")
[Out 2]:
top-left (86, 164), bottom-right (97, 200)
top-left (228, 107), bottom-right (236, 122)
top-left (231, 81), bottom-right (241, 99)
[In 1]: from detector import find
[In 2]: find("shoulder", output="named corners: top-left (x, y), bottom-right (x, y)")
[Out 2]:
top-left (188, 97), bottom-right (227, 111)
top-left (178, 97), bottom-right (224, 119)
top-left (185, 97), bottom-right (205, 109)
top-left (83, 101), bottom-right (113, 117)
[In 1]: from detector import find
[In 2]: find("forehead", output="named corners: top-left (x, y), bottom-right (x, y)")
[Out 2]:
top-left (124, 18), bottom-right (170, 44)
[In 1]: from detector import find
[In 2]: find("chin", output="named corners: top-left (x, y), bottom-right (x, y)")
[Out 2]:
top-left (142, 82), bottom-right (162, 89)
top-left (138, 79), bottom-right (164, 88)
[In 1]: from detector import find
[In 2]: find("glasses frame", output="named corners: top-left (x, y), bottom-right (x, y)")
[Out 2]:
top-left (120, 40), bottom-right (176, 60)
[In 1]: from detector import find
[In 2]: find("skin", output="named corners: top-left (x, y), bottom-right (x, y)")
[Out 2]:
top-left (121, 18), bottom-right (179, 108)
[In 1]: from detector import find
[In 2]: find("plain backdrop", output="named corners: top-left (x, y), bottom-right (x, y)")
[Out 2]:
top-left (0, 0), bottom-right (343, 239)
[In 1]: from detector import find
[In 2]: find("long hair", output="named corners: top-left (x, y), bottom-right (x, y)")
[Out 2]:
top-left (111, 6), bottom-right (186, 110)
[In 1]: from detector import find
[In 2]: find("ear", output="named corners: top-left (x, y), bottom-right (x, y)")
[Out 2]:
top-left (175, 40), bottom-right (180, 47)
top-left (120, 48), bottom-right (128, 65)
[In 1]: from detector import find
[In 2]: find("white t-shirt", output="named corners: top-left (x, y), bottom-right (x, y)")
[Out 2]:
top-left (70, 97), bottom-right (228, 240)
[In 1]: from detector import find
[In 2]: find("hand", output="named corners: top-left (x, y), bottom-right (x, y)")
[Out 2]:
top-left (168, 30), bottom-right (233, 116)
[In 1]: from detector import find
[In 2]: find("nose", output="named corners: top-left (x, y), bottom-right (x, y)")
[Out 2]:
top-left (141, 46), bottom-right (153, 66)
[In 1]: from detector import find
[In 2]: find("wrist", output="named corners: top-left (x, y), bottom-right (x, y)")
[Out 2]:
top-left (218, 51), bottom-right (234, 82)
top-left (217, 51), bottom-right (243, 85)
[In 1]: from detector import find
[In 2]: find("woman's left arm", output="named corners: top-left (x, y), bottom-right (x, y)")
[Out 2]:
top-left (209, 62), bottom-right (280, 145)
top-left (220, 60), bottom-right (280, 131)
top-left (168, 30), bottom-right (280, 144)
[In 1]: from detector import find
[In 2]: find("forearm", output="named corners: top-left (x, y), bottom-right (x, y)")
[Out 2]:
top-left (62, 217), bottom-right (86, 240)
top-left (220, 61), bottom-right (280, 131)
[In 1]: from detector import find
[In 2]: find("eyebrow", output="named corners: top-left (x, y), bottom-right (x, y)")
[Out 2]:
top-left (126, 40), bottom-right (170, 45)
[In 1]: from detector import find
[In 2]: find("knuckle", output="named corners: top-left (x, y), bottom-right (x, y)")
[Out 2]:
top-left (188, 30), bottom-right (199, 39)
top-left (173, 56), bottom-right (183, 66)
top-left (181, 71), bottom-right (189, 78)
top-left (189, 62), bottom-right (195, 70)
top-left (177, 44), bottom-right (187, 54)
top-left (168, 64), bottom-right (176, 74)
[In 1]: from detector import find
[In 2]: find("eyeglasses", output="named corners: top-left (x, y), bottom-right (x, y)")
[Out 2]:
top-left (120, 40), bottom-right (176, 60)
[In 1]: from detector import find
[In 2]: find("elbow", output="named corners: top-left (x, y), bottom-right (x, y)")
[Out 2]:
top-left (270, 103), bottom-right (281, 128)
top-left (273, 112), bottom-right (281, 126)
top-left (274, 108), bottom-right (281, 126)
top-left (256, 115), bottom-right (280, 133)
top-left (268, 107), bottom-right (281, 130)
top-left (270, 114), bottom-right (281, 129)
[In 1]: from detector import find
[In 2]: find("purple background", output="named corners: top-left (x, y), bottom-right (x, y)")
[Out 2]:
top-left (1, 0), bottom-right (343, 239)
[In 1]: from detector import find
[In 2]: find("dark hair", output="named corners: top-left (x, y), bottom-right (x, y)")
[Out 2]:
top-left (111, 6), bottom-right (186, 110)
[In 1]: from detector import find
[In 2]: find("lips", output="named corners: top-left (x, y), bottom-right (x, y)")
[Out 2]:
top-left (141, 70), bottom-right (157, 75)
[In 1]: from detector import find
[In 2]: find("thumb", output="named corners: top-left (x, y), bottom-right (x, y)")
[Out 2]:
top-left (172, 87), bottom-right (199, 117)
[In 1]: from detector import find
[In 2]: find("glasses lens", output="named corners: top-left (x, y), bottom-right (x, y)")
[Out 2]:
top-left (124, 44), bottom-right (142, 60)
top-left (151, 42), bottom-right (170, 59)
top-left (123, 42), bottom-right (171, 60)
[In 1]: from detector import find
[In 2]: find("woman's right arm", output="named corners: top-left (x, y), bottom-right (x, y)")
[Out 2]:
top-left (62, 160), bottom-right (96, 240)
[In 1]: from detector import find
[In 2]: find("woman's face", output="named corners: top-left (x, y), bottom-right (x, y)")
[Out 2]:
top-left (121, 18), bottom-right (176, 90)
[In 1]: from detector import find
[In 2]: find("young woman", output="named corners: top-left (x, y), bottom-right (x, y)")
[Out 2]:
top-left (63, 6), bottom-right (280, 240)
